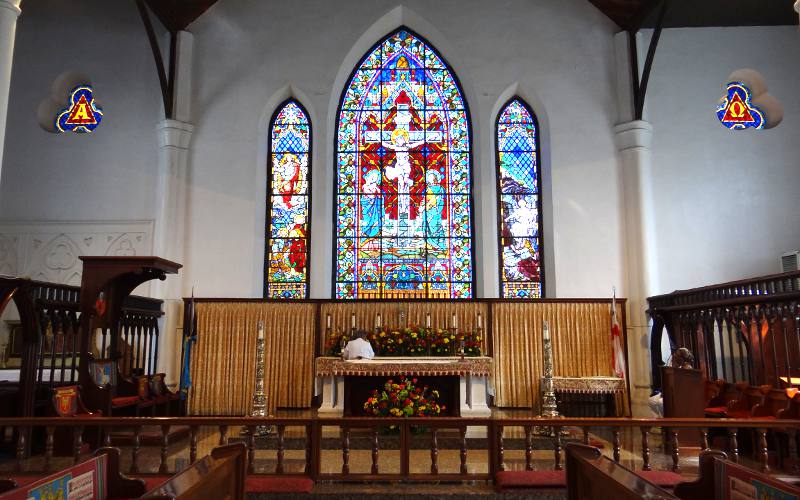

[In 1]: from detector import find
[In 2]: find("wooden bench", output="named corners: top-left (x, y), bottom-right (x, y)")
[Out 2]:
top-left (139, 443), bottom-right (247, 500)
top-left (565, 443), bottom-right (678, 499)
top-left (0, 447), bottom-right (145, 499)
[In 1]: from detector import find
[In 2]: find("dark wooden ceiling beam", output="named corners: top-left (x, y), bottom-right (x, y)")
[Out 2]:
top-left (589, 0), bottom-right (797, 29)
top-left (143, 0), bottom-right (219, 32)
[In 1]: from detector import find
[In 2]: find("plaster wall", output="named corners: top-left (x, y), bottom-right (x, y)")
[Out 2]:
top-left (643, 26), bottom-right (800, 295)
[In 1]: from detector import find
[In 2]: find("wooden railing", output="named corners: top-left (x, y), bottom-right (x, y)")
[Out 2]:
top-left (0, 277), bottom-right (164, 417)
top-left (1, 416), bottom-right (797, 480)
top-left (648, 271), bottom-right (800, 390)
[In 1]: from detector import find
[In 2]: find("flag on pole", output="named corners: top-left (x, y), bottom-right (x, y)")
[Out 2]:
top-left (611, 287), bottom-right (627, 379)
top-left (180, 288), bottom-right (197, 400)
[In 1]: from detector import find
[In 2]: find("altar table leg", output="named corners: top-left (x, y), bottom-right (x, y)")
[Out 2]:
top-left (318, 375), bottom-right (344, 416)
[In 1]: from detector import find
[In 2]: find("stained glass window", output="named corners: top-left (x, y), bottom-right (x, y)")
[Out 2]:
top-left (496, 98), bottom-right (544, 298)
top-left (334, 28), bottom-right (474, 299)
top-left (265, 99), bottom-right (311, 298)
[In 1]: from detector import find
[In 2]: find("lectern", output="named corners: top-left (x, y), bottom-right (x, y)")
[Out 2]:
top-left (661, 366), bottom-right (704, 449)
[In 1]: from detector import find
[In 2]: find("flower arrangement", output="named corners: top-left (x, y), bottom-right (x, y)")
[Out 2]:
top-left (363, 376), bottom-right (445, 417)
top-left (430, 328), bottom-right (457, 356)
top-left (326, 327), bottom-right (483, 357)
top-left (324, 330), bottom-right (350, 357)
top-left (367, 329), bottom-right (407, 356)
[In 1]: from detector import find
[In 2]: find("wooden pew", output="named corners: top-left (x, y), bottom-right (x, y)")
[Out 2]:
top-left (139, 443), bottom-right (246, 500)
top-left (674, 449), bottom-right (800, 500)
top-left (565, 443), bottom-right (678, 500)
top-left (0, 447), bottom-right (145, 499)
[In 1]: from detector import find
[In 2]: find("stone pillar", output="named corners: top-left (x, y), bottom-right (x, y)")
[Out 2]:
top-left (613, 31), bottom-right (660, 416)
top-left (615, 120), bottom-right (659, 416)
top-left (150, 31), bottom-right (194, 388)
top-left (0, 0), bottom-right (21, 183)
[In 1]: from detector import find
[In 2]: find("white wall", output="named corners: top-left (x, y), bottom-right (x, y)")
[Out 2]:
top-left (644, 26), bottom-right (800, 295)
top-left (0, 0), bottom-right (163, 221)
top-left (0, 0), bottom-right (691, 301)
top-left (184, 0), bottom-right (625, 298)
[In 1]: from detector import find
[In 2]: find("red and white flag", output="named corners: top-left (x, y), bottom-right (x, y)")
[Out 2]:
top-left (611, 287), bottom-right (626, 379)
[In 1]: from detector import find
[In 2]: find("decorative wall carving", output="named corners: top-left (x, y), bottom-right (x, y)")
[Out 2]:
top-left (0, 220), bottom-right (153, 287)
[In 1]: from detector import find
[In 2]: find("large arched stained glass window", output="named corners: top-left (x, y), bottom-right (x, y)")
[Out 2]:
top-left (335, 28), bottom-right (474, 299)
top-left (265, 99), bottom-right (311, 298)
top-left (496, 98), bottom-right (544, 298)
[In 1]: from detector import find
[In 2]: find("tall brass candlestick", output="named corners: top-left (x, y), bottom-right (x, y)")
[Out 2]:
top-left (247, 320), bottom-right (270, 436)
top-left (540, 320), bottom-right (559, 418)
top-left (536, 320), bottom-right (563, 436)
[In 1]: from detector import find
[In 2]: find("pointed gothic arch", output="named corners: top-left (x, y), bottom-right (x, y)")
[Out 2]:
top-left (495, 97), bottom-right (544, 298)
top-left (264, 98), bottom-right (312, 298)
top-left (333, 27), bottom-right (475, 299)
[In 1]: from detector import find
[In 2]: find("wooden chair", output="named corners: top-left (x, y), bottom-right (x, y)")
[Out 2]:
top-left (775, 389), bottom-right (800, 470)
top-left (725, 384), bottom-right (772, 419)
top-left (149, 373), bottom-right (180, 416)
top-left (50, 385), bottom-right (101, 417)
top-left (703, 381), bottom-right (743, 417)
top-left (136, 375), bottom-right (156, 416)
top-left (139, 443), bottom-right (247, 500)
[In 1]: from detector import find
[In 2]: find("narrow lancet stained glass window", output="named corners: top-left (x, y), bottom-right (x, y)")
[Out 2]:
top-left (335, 28), bottom-right (474, 299)
top-left (496, 98), bottom-right (544, 298)
top-left (265, 99), bottom-right (311, 298)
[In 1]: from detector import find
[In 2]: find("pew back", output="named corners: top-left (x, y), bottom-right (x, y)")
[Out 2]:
top-left (140, 443), bottom-right (246, 500)
top-left (0, 447), bottom-right (144, 500)
top-left (565, 443), bottom-right (677, 500)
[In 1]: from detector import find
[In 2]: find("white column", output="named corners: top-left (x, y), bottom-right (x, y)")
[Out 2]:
top-left (0, 0), bottom-right (21, 183)
top-left (151, 31), bottom-right (194, 387)
top-left (613, 32), bottom-right (660, 416)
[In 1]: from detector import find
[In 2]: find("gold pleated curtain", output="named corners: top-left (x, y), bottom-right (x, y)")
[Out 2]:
top-left (491, 302), bottom-right (626, 413)
top-left (188, 302), bottom-right (316, 416)
top-left (319, 302), bottom-right (489, 352)
top-left (187, 299), bottom-right (627, 416)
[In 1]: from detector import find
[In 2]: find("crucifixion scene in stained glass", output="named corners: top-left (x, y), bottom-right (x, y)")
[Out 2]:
top-left (496, 98), bottom-right (543, 298)
top-left (265, 100), bottom-right (311, 299)
top-left (335, 29), bottom-right (473, 299)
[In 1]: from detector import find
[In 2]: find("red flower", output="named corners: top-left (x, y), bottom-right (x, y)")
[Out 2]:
top-left (412, 378), bottom-right (418, 384)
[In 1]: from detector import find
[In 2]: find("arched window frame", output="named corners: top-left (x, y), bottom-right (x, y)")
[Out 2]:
top-left (332, 27), bottom-right (476, 300)
top-left (264, 98), bottom-right (312, 299)
top-left (495, 97), bottom-right (545, 298)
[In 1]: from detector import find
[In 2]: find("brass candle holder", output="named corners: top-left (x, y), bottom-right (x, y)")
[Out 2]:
top-left (245, 320), bottom-right (271, 437)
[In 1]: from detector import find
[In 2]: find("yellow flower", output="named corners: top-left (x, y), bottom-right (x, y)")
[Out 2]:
top-left (380, 332), bottom-right (386, 337)
top-left (443, 338), bottom-right (449, 344)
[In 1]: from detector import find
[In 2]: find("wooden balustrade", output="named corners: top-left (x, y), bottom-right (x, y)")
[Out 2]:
top-left (1, 416), bottom-right (797, 482)
top-left (648, 271), bottom-right (800, 390)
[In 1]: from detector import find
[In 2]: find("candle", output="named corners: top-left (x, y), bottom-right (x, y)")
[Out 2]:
top-left (543, 320), bottom-right (550, 341)
top-left (326, 314), bottom-right (331, 328)
top-left (452, 313), bottom-right (458, 329)
top-left (477, 313), bottom-right (483, 329)
top-left (351, 313), bottom-right (356, 329)
top-left (426, 313), bottom-right (431, 328)
top-left (257, 320), bottom-right (265, 340)
top-left (376, 313), bottom-right (382, 329)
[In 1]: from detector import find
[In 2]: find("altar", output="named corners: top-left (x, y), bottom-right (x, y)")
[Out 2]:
top-left (315, 356), bottom-right (493, 417)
